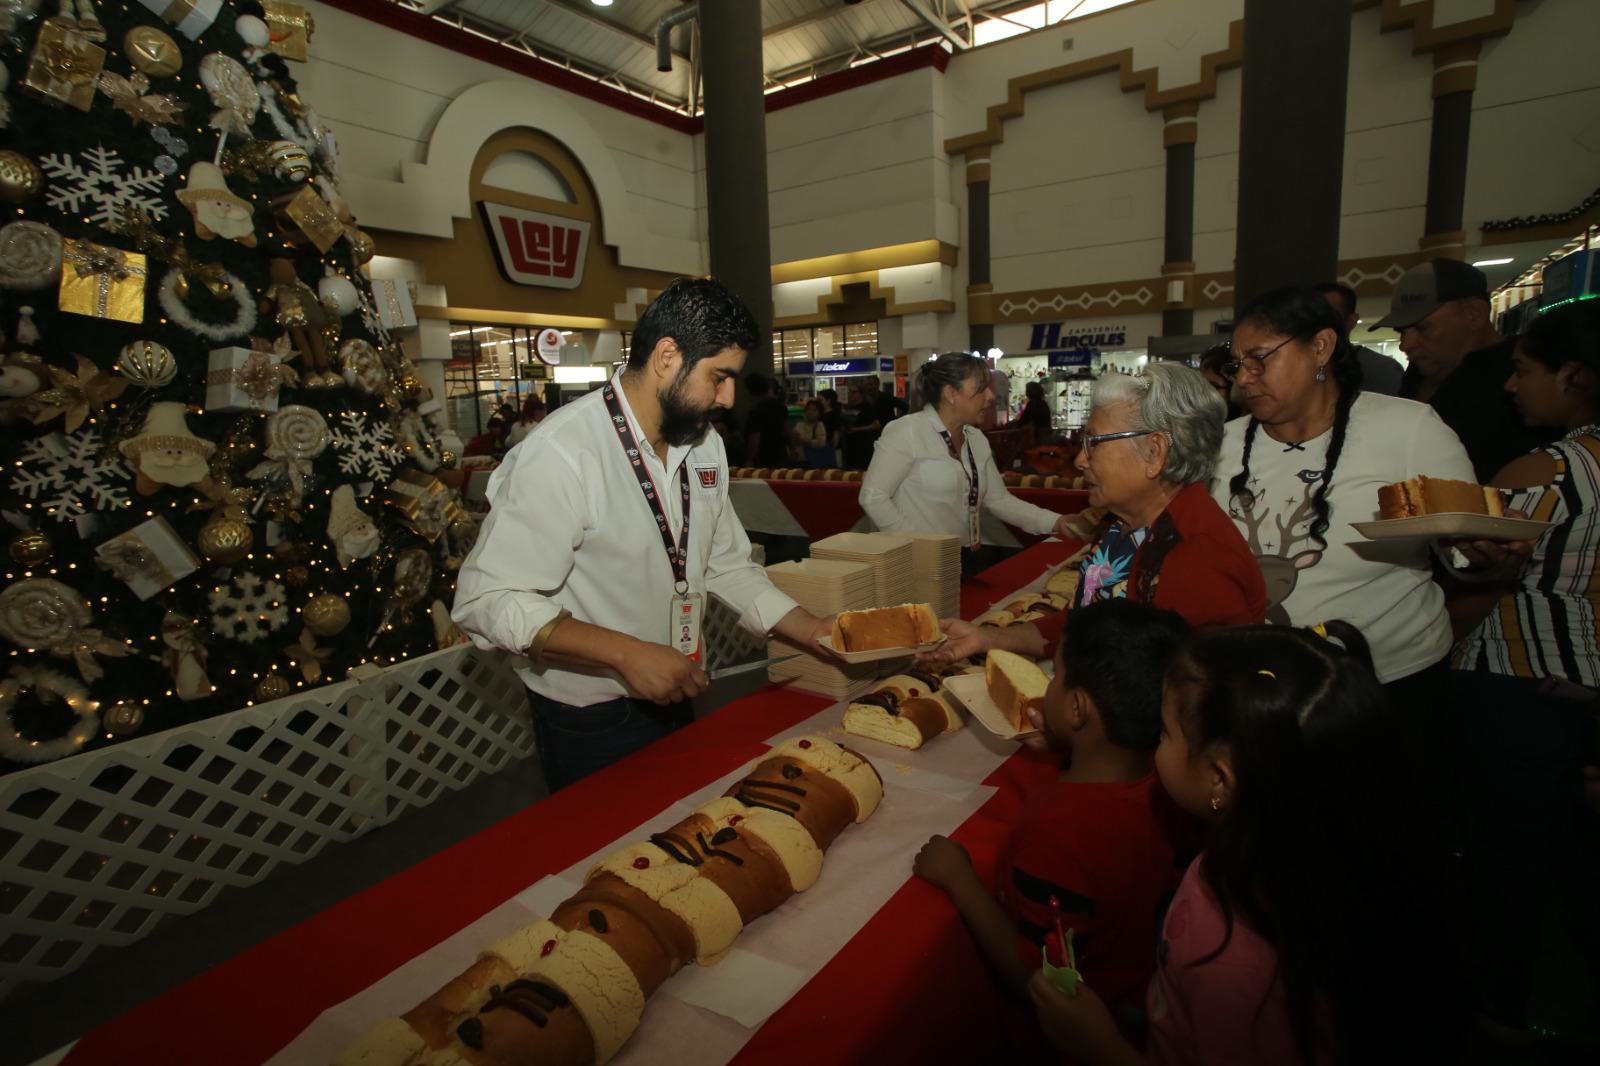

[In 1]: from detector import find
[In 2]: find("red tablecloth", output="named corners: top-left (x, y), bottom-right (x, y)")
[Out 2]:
top-left (735, 477), bottom-right (1089, 544)
top-left (60, 541), bottom-right (1077, 1066)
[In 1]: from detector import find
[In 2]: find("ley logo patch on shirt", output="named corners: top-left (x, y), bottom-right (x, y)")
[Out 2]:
top-left (692, 463), bottom-right (720, 490)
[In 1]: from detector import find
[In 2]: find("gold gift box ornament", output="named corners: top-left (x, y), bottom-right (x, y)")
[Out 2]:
top-left (386, 469), bottom-right (468, 543)
top-left (274, 185), bottom-right (343, 253)
top-left (24, 17), bottom-right (107, 111)
top-left (264, 0), bottom-right (315, 62)
top-left (60, 239), bottom-right (146, 323)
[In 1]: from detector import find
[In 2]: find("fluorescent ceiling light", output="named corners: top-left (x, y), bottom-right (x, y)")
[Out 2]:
top-left (591, 0), bottom-right (613, 6)
top-left (1472, 258), bottom-right (1514, 267)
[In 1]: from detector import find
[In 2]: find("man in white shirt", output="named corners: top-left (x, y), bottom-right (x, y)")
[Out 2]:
top-left (453, 279), bottom-right (835, 790)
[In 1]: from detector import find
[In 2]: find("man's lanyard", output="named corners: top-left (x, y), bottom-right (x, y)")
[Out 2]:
top-left (938, 427), bottom-right (981, 510)
top-left (603, 384), bottom-right (690, 592)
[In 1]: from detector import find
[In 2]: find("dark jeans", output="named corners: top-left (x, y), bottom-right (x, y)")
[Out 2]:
top-left (528, 691), bottom-right (692, 793)
top-left (1449, 669), bottom-right (1600, 1023)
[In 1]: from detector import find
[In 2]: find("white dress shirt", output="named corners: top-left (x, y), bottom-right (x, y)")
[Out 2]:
top-left (858, 406), bottom-right (1060, 539)
top-left (453, 375), bottom-right (799, 707)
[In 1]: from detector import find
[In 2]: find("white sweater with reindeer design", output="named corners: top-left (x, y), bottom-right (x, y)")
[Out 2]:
top-left (1209, 391), bottom-right (1474, 683)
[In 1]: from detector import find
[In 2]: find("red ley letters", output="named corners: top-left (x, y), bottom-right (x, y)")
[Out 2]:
top-left (480, 201), bottom-right (591, 290)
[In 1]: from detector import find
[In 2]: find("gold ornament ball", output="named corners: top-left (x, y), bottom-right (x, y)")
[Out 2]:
top-left (346, 228), bottom-right (376, 264)
top-left (198, 514), bottom-right (252, 565)
top-left (256, 675), bottom-right (291, 702)
top-left (303, 593), bottom-right (351, 637)
top-left (124, 26), bottom-right (183, 78)
top-left (117, 340), bottom-right (178, 389)
top-left (285, 564), bottom-right (311, 587)
top-left (8, 530), bottom-right (51, 566)
top-left (0, 151), bottom-right (43, 205)
top-left (102, 702), bottom-right (146, 736)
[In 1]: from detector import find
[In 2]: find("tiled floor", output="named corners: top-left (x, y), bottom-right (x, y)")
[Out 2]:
top-left (2, 671), bottom-right (769, 1066)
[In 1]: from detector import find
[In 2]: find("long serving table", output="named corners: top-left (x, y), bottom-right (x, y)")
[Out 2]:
top-left (729, 478), bottom-right (1090, 547)
top-left (49, 540), bottom-right (1078, 1066)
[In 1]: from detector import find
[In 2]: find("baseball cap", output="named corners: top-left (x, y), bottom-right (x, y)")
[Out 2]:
top-left (1369, 259), bottom-right (1490, 331)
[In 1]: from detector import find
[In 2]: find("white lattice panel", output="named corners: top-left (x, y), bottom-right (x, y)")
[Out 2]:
top-left (703, 594), bottom-right (766, 672)
top-left (0, 645), bottom-right (533, 1000)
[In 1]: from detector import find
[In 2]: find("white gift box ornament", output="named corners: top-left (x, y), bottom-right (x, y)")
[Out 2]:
top-left (205, 345), bottom-right (281, 413)
top-left (95, 516), bottom-right (199, 600)
top-left (136, 0), bottom-right (223, 41)
top-left (369, 278), bottom-right (417, 332)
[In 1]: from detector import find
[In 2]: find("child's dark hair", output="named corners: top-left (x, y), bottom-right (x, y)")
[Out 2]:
top-left (1164, 622), bottom-right (1465, 1063)
top-left (1226, 287), bottom-right (1363, 550)
top-left (1058, 600), bottom-right (1190, 751)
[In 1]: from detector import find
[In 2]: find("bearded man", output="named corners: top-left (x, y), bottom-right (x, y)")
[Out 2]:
top-left (453, 278), bottom-right (836, 790)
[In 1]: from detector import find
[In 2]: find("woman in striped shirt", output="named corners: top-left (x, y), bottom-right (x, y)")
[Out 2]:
top-left (1449, 299), bottom-right (1600, 1039)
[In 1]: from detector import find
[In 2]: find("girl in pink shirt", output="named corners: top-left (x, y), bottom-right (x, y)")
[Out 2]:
top-left (1028, 623), bottom-right (1467, 1065)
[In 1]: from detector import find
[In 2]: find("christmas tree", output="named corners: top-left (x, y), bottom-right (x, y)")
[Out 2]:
top-left (0, 0), bottom-right (470, 770)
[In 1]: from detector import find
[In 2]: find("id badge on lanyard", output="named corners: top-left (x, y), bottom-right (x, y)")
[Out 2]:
top-left (671, 591), bottom-right (704, 662)
top-left (941, 427), bottom-right (983, 550)
top-left (603, 384), bottom-right (703, 660)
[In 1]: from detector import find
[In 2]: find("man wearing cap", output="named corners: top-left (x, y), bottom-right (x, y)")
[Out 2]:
top-left (1374, 259), bottom-right (1553, 481)
top-left (453, 278), bottom-right (836, 792)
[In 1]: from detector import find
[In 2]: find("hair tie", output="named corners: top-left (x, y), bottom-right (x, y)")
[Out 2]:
top-left (1257, 669), bottom-right (1276, 679)
top-left (1311, 623), bottom-right (1329, 639)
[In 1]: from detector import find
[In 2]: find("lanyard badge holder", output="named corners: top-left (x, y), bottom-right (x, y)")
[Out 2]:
top-left (603, 385), bottom-right (704, 661)
top-left (940, 427), bottom-right (982, 550)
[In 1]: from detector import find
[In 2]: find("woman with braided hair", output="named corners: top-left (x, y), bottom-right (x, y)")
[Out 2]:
top-left (1209, 287), bottom-right (1474, 707)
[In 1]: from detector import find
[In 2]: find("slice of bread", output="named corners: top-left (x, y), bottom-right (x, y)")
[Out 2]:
top-left (1378, 476), bottom-right (1505, 519)
top-left (832, 603), bottom-right (939, 652)
top-left (985, 649), bottom-right (1049, 732)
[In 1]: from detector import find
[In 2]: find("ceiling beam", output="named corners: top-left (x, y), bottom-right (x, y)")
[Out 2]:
top-left (413, 0), bottom-right (458, 13)
top-left (539, 0), bottom-right (690, 59)
top-left (764, 0), bottom-right (884, 39)
top-left (898, 0), bottom-right (970, 49)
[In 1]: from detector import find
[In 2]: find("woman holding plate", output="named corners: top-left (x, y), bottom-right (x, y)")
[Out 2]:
top-left (1446, 300), bottom-right (1600, 1039)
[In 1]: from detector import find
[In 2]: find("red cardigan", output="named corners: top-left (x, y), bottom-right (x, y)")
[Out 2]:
top-left (1035, 482), bottom-right (1266, 651)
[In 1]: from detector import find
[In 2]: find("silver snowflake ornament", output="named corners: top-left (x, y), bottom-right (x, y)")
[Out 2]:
top-left (39, 144), bottom-right (168, 226)
top-left (9, 428), bottom-right (133, 523)
top-left (330, 411), bottom-right (403, 482)
top-left (209, 572), bottom-right (290, 643)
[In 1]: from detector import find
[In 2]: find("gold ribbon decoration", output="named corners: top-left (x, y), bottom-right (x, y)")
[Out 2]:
top-left (96, 537), bottom-right (168, 586)
top-left (204, 350), bottom-right (281, 405)
top-left (59, 239), bottom-right (146, 323)
top-left (283, 627), bottom-right (330, 684)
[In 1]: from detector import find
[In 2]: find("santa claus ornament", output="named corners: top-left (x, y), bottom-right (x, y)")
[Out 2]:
top-left (177, 162), bottom-right (257, 247)
top-left (118, 401), bottom-right (216, 494)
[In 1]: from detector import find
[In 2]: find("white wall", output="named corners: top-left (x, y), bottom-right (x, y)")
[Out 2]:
top-left (763, 66), bottom-right (958, 262)
top-left (296, 0), bottom-right (1599, 324)
top-left (299, 0), bottom-right (703, 274)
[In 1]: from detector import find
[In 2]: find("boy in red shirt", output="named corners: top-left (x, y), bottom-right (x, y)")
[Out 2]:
top-left (914, 599), bottom-right (1193, 1041)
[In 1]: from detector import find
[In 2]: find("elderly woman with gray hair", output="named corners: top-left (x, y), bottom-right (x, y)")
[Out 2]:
top-left (931, 363), bottom-right (1266, 663)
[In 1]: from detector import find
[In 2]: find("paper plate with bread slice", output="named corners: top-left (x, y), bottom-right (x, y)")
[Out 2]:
top-left (818, 603), bottom-right (945, 663)
top-left (1353, 476), bottom-right (1553, 542)
top-left (944, 649), bottom-right (1048, 740)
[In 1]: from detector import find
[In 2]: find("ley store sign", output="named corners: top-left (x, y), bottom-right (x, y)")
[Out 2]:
top-left (481, 201), bottom-right (591, 289)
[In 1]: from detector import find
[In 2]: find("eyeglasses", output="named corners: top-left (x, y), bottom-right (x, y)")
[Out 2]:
top-left (1224, 337), bottom-right (1293, 377)
top-left (1081, 428), bottom-right (1155, 456)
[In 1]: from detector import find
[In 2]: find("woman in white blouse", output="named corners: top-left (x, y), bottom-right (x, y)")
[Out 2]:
top-left (860, 352), bottom-right (1073, 549)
